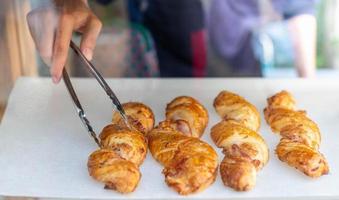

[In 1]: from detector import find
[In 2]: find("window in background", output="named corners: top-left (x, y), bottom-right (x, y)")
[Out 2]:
top-left (0, 0), bottom-right (37, 121)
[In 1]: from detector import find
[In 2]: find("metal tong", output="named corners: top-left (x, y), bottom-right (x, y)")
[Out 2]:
top-left (62, 40), bottom-right (128, 147)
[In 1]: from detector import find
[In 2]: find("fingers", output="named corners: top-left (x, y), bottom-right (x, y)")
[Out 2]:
top-left (80, 16), bottom-right (102, 61)
top-left (39, 12), bottom-right (57, 66)
top-left (39, 9), bottom-right (58, 66)
top-left (27, 8), bottom-right (57, 66)
top-left (51, 14), bottom-right (74, 83)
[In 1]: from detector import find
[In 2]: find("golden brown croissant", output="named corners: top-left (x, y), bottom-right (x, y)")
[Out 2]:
top-left (165, 96), bottom-right (209, 138)
top-left (264, 90), bottom-right (329, 178)
top-left (88, 102), bottom-right (155, 193)
top-left (147, 121), bottom-right (218, 195)
top-left (211, 91), bottom-right (269, 191)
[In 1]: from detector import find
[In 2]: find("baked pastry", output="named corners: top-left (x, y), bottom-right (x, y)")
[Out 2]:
top-left (211, 91), bottom-right (269, 191)
top-left (88, 102), bottom-right (155, 193)
top-left (146, 96), bottom-right (216, 195)
top-left (165, 96), bottom-right (209, 137)
top-left (264, 90), bottom-right (329, 177)
top-left (147, 121), bottom-right (218, 195)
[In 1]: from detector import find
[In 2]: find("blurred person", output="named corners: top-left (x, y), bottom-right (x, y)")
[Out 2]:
top-left (27, 0), bottom-right (316, 83)
top-left (208, 0), bottom-right (317, 77)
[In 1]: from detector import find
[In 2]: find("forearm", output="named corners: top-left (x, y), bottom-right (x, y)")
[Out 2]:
top-left (287, 14), bottom-right (317, 78)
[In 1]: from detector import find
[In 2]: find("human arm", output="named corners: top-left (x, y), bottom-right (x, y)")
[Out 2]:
top-left (287, 14), bottom-right (317, 78)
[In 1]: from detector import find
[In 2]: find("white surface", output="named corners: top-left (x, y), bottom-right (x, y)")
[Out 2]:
top-left (0, 77), bottom-right (339, 200)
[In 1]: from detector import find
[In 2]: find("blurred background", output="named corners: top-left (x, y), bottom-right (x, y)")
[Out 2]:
top-left (1, 0), bottom-right (339, 122)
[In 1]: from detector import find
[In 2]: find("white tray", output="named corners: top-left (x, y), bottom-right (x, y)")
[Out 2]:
top-left (1, 77), bottom-right (339, 199)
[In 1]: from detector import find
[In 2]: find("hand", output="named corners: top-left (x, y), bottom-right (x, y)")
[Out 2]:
top-left (27, 0), bottom-right (102, 83)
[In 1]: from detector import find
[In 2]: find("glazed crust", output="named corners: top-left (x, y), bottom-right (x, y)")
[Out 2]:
top-left (112, 102), bottom-right (155, 134)
top-left (148, 121), bottom-right (218, 195)
top-left (87, 149), bottom-right (141, 193)
top-left (211, 91), bottom-right (269, 191)
top-left (264, 90), bottom-right (329, 178)
top-left (165, 96), bottom-right (209, 138)
top-left (214, 91), bottom-right (260, 132)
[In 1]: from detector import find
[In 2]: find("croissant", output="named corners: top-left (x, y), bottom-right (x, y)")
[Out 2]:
top-left (165, 96), bottom-right (209, 138)
top-left (147, 121), bottom-right (218, 195)
top-left (264, 90), bottom-right (329, 178)
top-left (88, 102), bottom-right (155, 193)
top-left (211, 91), bottom-right (269, 191)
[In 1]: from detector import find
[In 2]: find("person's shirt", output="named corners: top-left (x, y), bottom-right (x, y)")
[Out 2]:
top-left (97, 0), bottom-right (206, 77)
